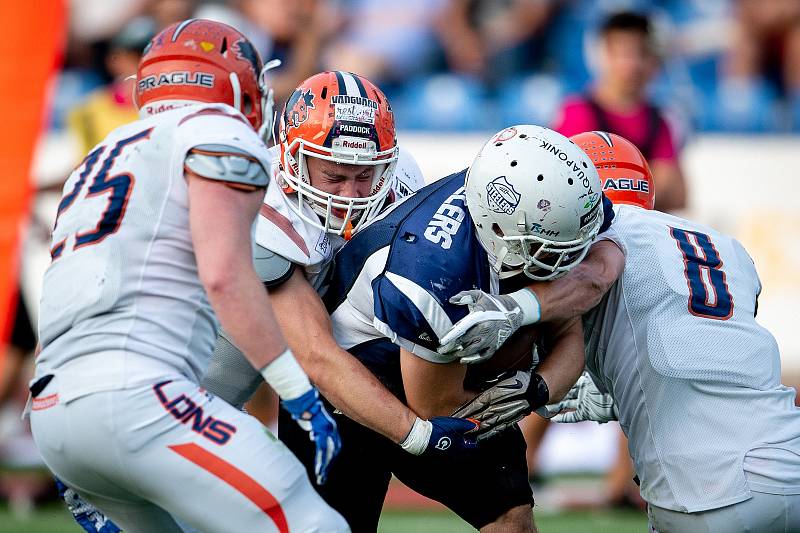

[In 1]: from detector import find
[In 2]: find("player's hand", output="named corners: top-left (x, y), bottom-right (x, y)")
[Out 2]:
top-left (544, 373), bottom-right (618, 424)
top-left (282, 388), bottom-right (342, 485)
top-left (55, 477), bottom-right (121, 533)
top-left (438, 290), bottom-right (525, 363)
top-left (450, 370), bottom-right (549, 441)
top-left (400, 416), bottom-right (480, 458)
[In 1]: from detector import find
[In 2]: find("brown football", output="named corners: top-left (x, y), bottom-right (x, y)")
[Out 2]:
top-left (463, 324), bottom-right (539, 390)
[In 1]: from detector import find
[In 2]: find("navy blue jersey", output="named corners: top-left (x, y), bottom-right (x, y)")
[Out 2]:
top-left (324, 169), bottom-right (495, 364)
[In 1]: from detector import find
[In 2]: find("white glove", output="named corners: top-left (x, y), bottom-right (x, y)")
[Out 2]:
top-left (438, 289), bottom-right (541, 364)
top-left (544, 372), bottom-right (618, 424)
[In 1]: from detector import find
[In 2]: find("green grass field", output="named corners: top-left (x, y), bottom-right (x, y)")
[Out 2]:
top-left (0, 504), bottom-right (648, 532)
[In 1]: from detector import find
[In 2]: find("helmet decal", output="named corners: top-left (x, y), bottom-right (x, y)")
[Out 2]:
top-left (285, 88), bottom-right (315, 130)
top-left (234, 38), bottom-right (261, 75)
top-left (486, 176), bottom-right (521, 215)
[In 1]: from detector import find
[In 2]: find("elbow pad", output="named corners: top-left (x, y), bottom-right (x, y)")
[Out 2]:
top-left (185, 144), bottom-right (269, 189)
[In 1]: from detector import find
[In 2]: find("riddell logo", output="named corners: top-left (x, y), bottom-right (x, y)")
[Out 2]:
top-left (342, 139), bottom-right (368, 150)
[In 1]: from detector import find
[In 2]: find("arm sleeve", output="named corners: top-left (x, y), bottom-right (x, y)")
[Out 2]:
top-left (201, 330), bottom-right (263, 410)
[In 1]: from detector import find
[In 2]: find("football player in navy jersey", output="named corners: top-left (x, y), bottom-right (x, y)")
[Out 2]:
top-left (279, 125), bottom-right (611, 531)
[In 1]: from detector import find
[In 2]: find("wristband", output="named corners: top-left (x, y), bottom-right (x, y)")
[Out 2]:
top-left (530, 373), bottom-right (550, 410)
top-left (399, 417), bottom-right (432, 456)
top-left (508, 288), bottom-right (541, 325)
top-left (259, 349), bottom-right (312, 401)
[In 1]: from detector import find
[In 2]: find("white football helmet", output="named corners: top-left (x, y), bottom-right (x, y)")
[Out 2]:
top-left (465, 125), bottom-right (604, 280)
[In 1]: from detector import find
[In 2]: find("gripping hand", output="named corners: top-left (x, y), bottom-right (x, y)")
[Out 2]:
top-left (282, 388), bottom-right (342, 484)
top-left (451, 370), bottom-right (549, 441)
top-left (438, 291), bottom-right (527, 363)
top-left (543, 373), bottom-right (618, 424)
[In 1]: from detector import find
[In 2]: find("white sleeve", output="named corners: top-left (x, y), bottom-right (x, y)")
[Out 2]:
top-left (392, 147), bottom-right (426, 198)
top-left (173, 104), bottom-right (272, 173)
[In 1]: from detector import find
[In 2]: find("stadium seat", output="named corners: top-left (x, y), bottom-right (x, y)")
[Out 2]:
top-left (392, 74), bottom-right (492, 131)
top-left (498, 74), bottom-right (564, 128)
top-left (699, 77), bottom-right (781, 132)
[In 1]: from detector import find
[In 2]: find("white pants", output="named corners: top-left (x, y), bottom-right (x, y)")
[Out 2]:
top-left (30, 376), bottom-right (349, 533)
top-left (649, 490), bottom-right (800, 533)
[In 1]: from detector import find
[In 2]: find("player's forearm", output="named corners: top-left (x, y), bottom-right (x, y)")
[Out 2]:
top-left (269, 270), bottom-right (417, 443)
top-left (532, 240), bottom-right (624, 323)
top-left (400, 349), bottom-right (474, 420)
top-left (536, 319), bottom-right (586, 403)
top-left (306, 341), bottom-right (418, 443)
top-left (189, 177), bottom-right (288, 370)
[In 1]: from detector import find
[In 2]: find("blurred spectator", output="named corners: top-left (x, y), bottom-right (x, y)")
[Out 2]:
top-left (725, 0), bottom-right (800, 98)
top-left (147, 0), bottom-right (197, 30)
top-left (66, 17), bottom-right (155, 155)
top-left (198, 0), bottom-right (335, 112)
top-left (553, 11), bottom-right (687, 212)
top-left (435, 0), bottom-right (556, 81)
top-left (323, 0), bottom-right (447, 86)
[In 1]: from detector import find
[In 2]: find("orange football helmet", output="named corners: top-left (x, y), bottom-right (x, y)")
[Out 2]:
top-left (570, 131), bottom-right (655, 210)
top-left (278, 71), bottom-right (398, 236)
top-left (135, 19), bottom-right (265, 130)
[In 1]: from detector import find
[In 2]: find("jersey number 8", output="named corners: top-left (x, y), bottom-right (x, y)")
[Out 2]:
top-left (670, 227), bottom-right (734, 320)
top-left (50, 128), bottom-right (153, 259)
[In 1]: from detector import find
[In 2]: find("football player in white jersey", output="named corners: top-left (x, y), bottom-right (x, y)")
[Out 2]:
top-left (442, 132), bottom-right (800, 532)
top-left (31, 20), bottom-right (348, 533)
top-left (200, 71), bottom-right (483, 465)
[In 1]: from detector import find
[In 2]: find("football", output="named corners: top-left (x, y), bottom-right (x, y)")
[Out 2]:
top-left (464, 324), bottom-right (539, 390)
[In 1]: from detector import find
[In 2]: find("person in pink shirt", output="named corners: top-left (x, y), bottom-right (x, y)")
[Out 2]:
top-left (553, 11), bottom-right (686, 212)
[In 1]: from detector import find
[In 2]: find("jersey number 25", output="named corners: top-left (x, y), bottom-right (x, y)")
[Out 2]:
top-left (670, 227), bottom-right (733, 320)
top-left (50, 128), bottom-right (153, 259)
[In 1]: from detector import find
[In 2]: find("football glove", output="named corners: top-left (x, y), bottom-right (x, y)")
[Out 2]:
top-left (438, 289), bottom-right (540, 364)
top-left (400, 416), bottom-right (480, 458)
top-left (55, 478), bottom-right (121, 533)
top-left (282, 388), bottom-right (341, 485)
top-left (451, 370), bottom-right (549, 441)
top-left (545, 372), bottom-right (618, 424)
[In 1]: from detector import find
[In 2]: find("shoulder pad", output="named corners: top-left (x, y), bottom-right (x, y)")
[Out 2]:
top-left (185, 144), bottom-right (269, 188)
top-left (253, 244), bottom-right (295, 287)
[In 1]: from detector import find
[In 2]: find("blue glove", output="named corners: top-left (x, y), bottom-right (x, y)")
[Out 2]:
top-left (424, 417), bottom-right (479, 457)
top-left (282, 388), bottom-right (342, 485)
top-left (400, 416), bottom-right (480, 458)
top-left (55, 478), bottom-right (121, 533)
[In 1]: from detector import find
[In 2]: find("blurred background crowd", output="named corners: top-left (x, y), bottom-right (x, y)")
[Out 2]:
top-left (56, 0), bottom-right (800, 141)
top-left (2, 0), bottom-right (800, 525)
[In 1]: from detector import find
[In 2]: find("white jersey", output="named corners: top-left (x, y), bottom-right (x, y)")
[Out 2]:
top-left (253, 145), bottom-right (424, 290)
top-left (37, 104), bottom-right (273, 401)
top-left (585, 205), bottom-right (800, 513)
